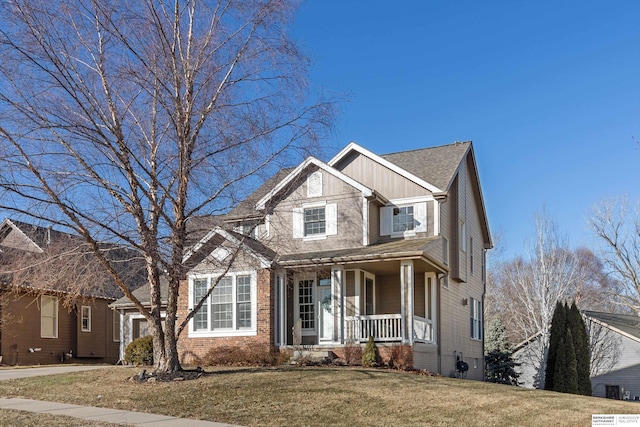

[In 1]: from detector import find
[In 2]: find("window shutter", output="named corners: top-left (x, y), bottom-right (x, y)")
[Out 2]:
top-left (307, 171), bottom-right (322, 198)
top-left (292, 207), bottom-right (304, 238)
top-left (380, 206), bottom-right (392, 236)
top-left (414, 202), bottom-right (427, 233)
top-left (326, 203), bottom-right (337, 235)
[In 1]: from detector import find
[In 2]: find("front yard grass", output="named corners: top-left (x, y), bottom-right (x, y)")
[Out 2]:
top-left (0, 366), bottom-right (637, 426)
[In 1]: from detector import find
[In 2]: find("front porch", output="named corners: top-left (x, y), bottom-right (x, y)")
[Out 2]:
top-left (273, 258), bottom-right (439, 348)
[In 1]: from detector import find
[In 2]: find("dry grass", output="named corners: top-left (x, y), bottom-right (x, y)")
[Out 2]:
top-left (0, 409), bottom-right (126, 427)
top-left (0, 366), bottom-right (637, 426)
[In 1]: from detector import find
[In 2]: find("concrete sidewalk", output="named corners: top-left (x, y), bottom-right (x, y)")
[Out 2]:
top-left (0, 366), bottom-right (242, 426)
top-left (0, 397), bottom-right (240, 426)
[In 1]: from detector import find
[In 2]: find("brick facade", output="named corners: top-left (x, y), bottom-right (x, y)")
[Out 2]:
top-left (177, 268), bottom-right (275, 365)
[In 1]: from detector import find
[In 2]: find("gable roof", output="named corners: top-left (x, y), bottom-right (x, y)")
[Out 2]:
top-left (225, 168), bottom-right (295, 221)
top-left (584, 311), bottom-right (640, 343)
top-left (0, 218), bottom-right (142, 300)
top-left (255, 156), bottom-right (383, 211)
top-left (110, 275), bottom-right (169, 309)
top-left (183, 226), bottom-right (275, 270)
top-left (380, 141), bottom-right (471, 191)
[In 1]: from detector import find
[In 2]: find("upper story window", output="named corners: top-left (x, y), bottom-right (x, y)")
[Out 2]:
top-left (293, 202), bottom-right (337, 240)
top-left (393, 206), bottom-right (414, 233)
top-left (304, 207), bottom-right (326, 236)
top-left (380, 201), bottom-right (427, 237)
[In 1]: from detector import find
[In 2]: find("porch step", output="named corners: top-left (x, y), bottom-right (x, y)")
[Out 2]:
top-left (291, 350), bottom-right (334, 364)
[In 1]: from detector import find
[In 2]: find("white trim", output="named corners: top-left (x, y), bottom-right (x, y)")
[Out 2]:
top-left (307, 170), bottom-right (323, 198)
top-left (294, 274), bottom-right (317, 336)
top-left (328, 142), bottom-right (444, 194)
top-left (256, 157), bottom-right (373, 210)
top-left (433, 200), bottom-right (440, 235)
top-left (362, 198), bottom-right (369, 246)
top-left (331, 266), bottom-right (344, 344)
top-left (0, 218), bottom-right (44, 253)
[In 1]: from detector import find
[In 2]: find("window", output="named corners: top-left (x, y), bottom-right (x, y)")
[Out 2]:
top-left (470, 236), bottom-right (474, 275)
top-left (298, 278), bottom-right (315, 330)
top-left (292, 203), bottom-right (337, 239)
top-left (470, 297), bottom-right (482, 340)
top-left (304, 207), bottom-right (326, 236)
top-left (190, 272), bottom-right (257, 336)
top-left (81, 305), bottom-right (91, 332)
top-left (393, 206), bottom-right (414, 233)
top-left (113, 311), bottom-right (121, 342)
top-left (41, 295), bottom-right (58, 338)
top-left (380, 201), bottom-right (427, 236)
top-left (460, 220), bottom-right (466, 252)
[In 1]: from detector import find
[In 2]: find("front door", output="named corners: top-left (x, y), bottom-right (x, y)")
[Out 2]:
top-left (318, 279), bottom-right (333, 342)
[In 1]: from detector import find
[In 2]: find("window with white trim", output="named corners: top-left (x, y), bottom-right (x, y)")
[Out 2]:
top-left (470, 297), bottom-right (482, 340)
top-left (304, 206), bottom-right (326, 236)
top-left (190, 272), bottom-right (257, 336)
top-left (292, 203), bottom-right (337, 240)
top-left (41, 295), bottom-right (58, 338)
top-left (380, 202), bottom-right (427, 236)
top-left (81, 305), bottom-right (91, 332)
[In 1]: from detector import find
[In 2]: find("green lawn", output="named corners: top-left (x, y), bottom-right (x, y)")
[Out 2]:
top-left (0, 366), bottom-right (637, 426)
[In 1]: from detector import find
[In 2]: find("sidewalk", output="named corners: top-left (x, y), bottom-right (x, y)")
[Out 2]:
top-left (0, 366), bottom-right (242, 426)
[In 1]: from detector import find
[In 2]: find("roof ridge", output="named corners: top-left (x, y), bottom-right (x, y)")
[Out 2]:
top-left (381, 141), bottom-right (471, 157)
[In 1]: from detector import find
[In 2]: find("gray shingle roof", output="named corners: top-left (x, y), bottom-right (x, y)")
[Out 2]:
top-left (584, 311), bottom-right (640, 341)
top-left (110, 275), bottom-right (169, 309)
top-left (380, 141), bottom-right (471, 191)
top-left (225, 168), bottom-right (295, 220)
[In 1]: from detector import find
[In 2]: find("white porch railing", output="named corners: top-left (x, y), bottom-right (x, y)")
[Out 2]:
top-left (344, 314), bottom-right (402, 342)
top-left (413, 315), bottom-right (433, 343)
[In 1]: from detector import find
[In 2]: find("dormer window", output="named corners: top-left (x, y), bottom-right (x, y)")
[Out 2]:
top-left (380, 201), bottom-right (427, 237)
top-left (393, 206), bottom-right (415, 233)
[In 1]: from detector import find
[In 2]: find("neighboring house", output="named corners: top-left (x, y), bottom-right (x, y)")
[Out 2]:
top-left (514, 311), bottom-right (640, 399)
top-left (585, 311), bottom-right (640, 400)
top-left (0, 218), bottom-right (127, 365)
top-left (110, 277), bottom-right (168, 362)
top-left (168, 141), bottom-right (492, 378)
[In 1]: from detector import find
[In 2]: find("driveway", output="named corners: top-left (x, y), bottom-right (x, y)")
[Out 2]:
top-left (0, 365), bottom-right (113, 381)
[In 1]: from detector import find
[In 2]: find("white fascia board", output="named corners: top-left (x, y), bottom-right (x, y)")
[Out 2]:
top-left (328, 141), bottom-right (444, 194)
top-left (255, 156), bottom-right (373, 210)
top-left (182, 228), bottom-right (219, 263)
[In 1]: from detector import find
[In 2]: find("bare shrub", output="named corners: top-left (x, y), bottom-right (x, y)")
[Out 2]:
top-left (389, 345), bottom-right (413, 370)
top-left (203, 345), bottom-right (287, 367)
top-left (343, 340), bottom-right (362, 366)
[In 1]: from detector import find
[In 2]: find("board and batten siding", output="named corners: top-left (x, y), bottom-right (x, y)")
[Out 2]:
top-left (267, 167), bottom-right (365, 255)
top-left (333, 150), bottom-right (431, 199)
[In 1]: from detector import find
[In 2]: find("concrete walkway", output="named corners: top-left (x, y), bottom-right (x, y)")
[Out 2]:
top-left (0, 365), bottom-right (241, 426)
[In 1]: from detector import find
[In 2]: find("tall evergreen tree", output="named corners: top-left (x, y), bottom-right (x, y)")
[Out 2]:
top-left (545, 301), bottom-right (567, 390)
top-left (568, 302), bottom-right (592, 396)
top-left (553, 329), bottom-right (578, 394)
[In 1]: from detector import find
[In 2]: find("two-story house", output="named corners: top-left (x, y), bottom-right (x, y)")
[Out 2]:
top-left (177, 141), bottom-right (491, 378)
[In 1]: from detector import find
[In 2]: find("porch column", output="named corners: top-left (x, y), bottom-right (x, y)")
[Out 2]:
top-left (400, 260), bottom-right (414, 345)
top-left (275, 271), bottom-right (286, 347)
top-left (331, 266), bottom-right (344, 344)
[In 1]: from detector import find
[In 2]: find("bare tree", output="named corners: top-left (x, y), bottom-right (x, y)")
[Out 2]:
top-left (588, 197), bottom-right (640, 315)
top-left (491, 212), bottom-right (585, 388)
top-left (0, 0), bottom-right (332, 373)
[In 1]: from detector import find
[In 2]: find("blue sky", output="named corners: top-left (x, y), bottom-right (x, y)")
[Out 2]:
top-left (292, 0), bottom-right (640, 258)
